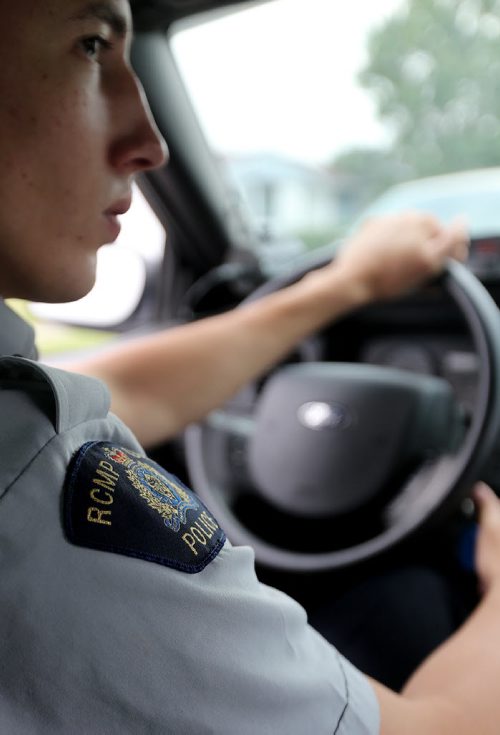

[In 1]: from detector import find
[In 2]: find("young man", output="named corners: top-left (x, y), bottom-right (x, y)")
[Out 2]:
top-left (0, 1), bottom-right (499, 733)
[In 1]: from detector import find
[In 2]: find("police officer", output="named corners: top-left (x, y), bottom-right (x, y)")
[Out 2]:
top-left (0, 1), bottom-right (498, 733)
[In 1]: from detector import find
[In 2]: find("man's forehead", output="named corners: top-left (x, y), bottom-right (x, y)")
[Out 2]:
top-left (5, 0), bottom-right (133, 34)
top-left (66, 0), bottom-right (132, 37)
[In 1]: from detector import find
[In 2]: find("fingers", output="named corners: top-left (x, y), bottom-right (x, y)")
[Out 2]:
top-left (474, 482), bottom-right (500, 524)
top-left (338, 211), bottom-right (471, 303)
top-left (418, 212), bottom-right (442, 238)
top-left (425, 218), bottom-right (470, 269)
top-left (442, 217), bottom-right (470, 260)
top-left (473, 483), bottom-right (500, 594)
top-left (357, 211), bottom-right (469, 259)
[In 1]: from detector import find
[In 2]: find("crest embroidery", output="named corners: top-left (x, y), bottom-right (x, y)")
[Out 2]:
top-left (64, 441), bottom-right (226, 573)
top-left (103, 446), bottom-right (198, 532)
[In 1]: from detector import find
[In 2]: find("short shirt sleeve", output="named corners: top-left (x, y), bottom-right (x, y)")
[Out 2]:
top-left (189, 543), bottom-right (381, 735)
top-left (0, 433), bottom-right (380, 735)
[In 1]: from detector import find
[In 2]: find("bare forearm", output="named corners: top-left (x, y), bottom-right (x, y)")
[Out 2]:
top-left (71, 264), bottom-right (367, 446)
top-left (69, 213), bottom-right (468, 447)
top-left (372, 584), bottom-right (500, 734)
top-left (401, 585), bottom-right (500, 731)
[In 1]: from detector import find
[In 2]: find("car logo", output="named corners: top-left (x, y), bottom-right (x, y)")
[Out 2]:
top-left (297, 401), bottom-right (353, 431)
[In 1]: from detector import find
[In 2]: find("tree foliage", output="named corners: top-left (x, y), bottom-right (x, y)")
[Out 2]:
top-left (332, 0), bottom-right (500, 201)
top-left (332, 147), bottom-right (412, 211)
top-left (363, 0), bottom-right (500, 175)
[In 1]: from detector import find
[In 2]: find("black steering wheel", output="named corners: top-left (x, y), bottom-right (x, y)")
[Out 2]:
top-left (185, 259), bottom-right (500, 572)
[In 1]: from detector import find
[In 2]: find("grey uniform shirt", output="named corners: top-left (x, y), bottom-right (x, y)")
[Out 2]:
top-left (0, 302), bottom-right (380, 735)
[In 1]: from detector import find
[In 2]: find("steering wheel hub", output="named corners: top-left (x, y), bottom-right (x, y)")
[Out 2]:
top-left (248, 362), bottom-right (463, 518)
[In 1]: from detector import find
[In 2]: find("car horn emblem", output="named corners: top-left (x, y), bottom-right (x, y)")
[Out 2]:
top-left (297, 401), bottom-right (353, 430)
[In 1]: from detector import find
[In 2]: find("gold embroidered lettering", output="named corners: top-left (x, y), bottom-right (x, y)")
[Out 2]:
top-left (89, 488), bottom-right (114, 505)
top-left (182, 533), bottom-right (198, 556)
top-left (194, 519), bottom-right (213, 540)
top-left (87, 507), bottom-right (112, 526)
top-left (191, 526), bottom-right (207, 545)
top-left (99, 461), bottom-right (119, 477)
top-left (93, 470), bottom-right (118, 490)
top-left (182, 514), bottom-right (221, 557)
top-left (198, 512), bottom-right (218, 534)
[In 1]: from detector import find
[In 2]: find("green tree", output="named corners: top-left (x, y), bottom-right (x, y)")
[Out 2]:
top-left (331, 147), bottom-right (412, 213)
top-left (360, 0), bottom-right (500, 178)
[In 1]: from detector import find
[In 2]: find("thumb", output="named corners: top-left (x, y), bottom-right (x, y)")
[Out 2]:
top-left (474, 482), bottom-right (500, 524)
top-left (423, 231), bottom-right (454, 274)
top-left (429, 218), bottom-right (469, 261)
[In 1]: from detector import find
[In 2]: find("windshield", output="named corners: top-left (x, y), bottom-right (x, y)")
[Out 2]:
top-left (171, 0), bottom-right (500, 268)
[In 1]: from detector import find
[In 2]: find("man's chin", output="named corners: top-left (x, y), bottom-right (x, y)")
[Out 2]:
top-left (21, 259), bottom-right (98, 304)
top-left (47, 273), bottom-right (97, 305)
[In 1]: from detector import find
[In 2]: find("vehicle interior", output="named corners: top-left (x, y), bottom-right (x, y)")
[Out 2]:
top-left (19, 0), bottom-right (500, 688)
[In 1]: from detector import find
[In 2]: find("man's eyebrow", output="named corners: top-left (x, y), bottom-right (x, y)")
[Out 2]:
top-left (68, 2), bottom-right (131, 38)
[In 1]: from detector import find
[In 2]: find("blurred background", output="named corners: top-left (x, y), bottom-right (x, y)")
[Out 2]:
top-left (14, 0), bottom-right (500, 355)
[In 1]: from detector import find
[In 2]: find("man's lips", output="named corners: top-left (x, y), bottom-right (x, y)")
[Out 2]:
top-left (103, 195), bottom-right (133, 241)
top-left (105, 194), bottom-right (133, 217)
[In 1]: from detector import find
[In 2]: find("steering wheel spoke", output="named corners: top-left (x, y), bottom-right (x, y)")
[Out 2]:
top-left (204, 408), bottom-right (255, 439)
top-left (186, 407), bottom-right (258, 507)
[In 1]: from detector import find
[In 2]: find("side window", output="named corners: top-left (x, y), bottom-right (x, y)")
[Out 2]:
top-left (170, 0), bottom-right (403, 269)
top-left (171, 0), bottom-right (500, 271)
top-left (8, 185), bottom-right (166, 360)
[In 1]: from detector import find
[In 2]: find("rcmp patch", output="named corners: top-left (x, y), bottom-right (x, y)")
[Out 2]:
top-left (63, 442), bottom-right (226, 573)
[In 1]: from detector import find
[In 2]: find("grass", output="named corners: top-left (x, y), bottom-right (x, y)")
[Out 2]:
top-left (7, 300), bottom-right (116, 359)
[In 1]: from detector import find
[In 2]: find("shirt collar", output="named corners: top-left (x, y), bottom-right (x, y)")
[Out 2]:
top-left (0, 301), bottom-right (38, 360)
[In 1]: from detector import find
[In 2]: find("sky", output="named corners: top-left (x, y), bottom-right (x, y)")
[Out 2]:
top-left (172, 0), bottom-right (405, 166)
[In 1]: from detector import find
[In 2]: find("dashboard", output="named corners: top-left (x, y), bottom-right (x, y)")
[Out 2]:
top-left (468, 235), bottom-right (500, 279)
top-left (361, 336), bottom-right (479, 413)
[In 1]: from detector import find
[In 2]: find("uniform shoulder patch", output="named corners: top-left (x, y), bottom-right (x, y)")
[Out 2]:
top-left (63, 441), bottom-right (226, 573)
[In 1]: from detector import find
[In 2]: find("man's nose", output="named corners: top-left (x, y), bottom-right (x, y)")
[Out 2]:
top-left (110, 77), bottom-right (168, 175)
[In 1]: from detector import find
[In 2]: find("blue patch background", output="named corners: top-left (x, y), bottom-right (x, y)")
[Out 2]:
top-left (63, 441), bottom-right (226, 573)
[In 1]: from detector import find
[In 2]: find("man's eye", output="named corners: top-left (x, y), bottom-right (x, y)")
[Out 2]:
top-left (80, 36), bottom-right (113, 61)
